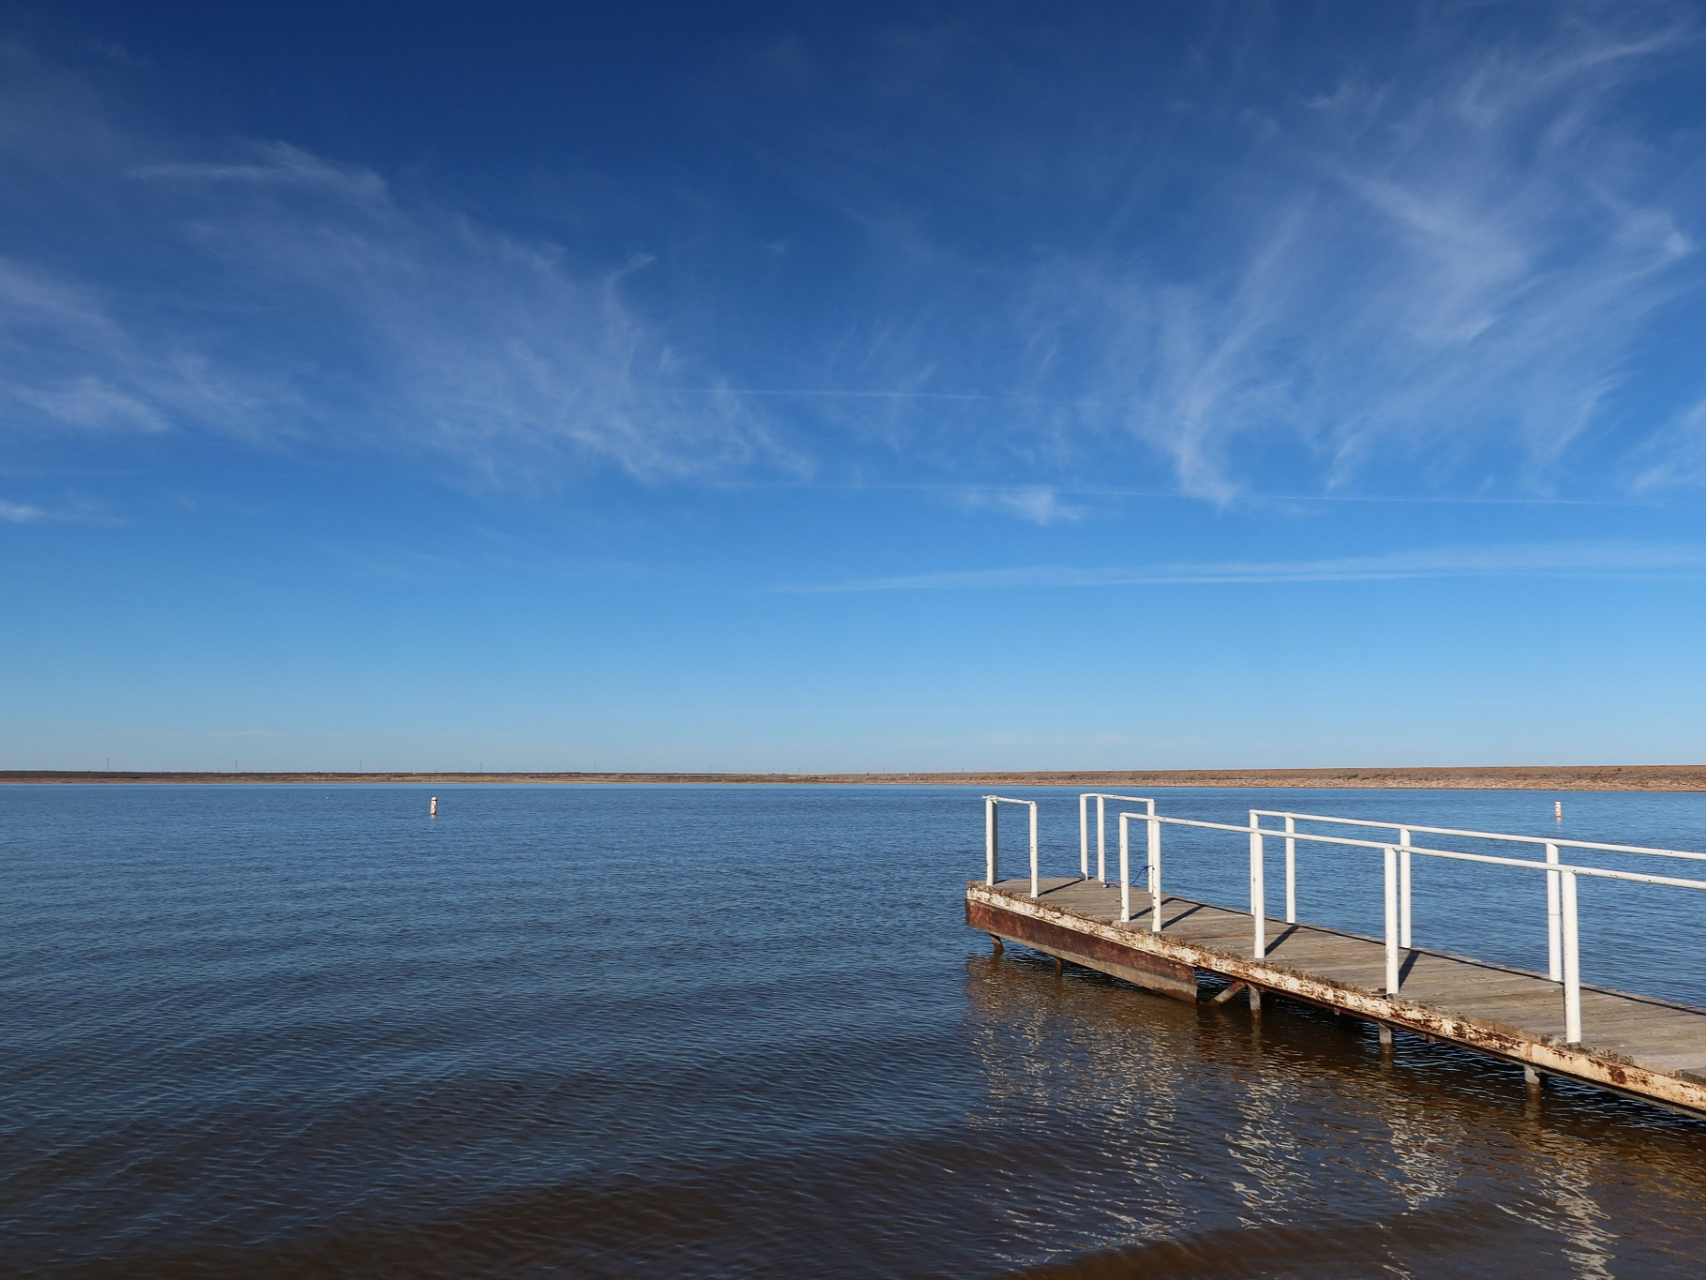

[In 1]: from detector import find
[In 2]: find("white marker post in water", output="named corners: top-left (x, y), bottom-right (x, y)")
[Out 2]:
top-left (1555, 801), bottom-right (1563, 821)
top-left (430, 796), bottom-right (439, 818)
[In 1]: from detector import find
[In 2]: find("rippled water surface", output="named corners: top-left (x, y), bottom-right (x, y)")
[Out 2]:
top-left (6, 784), bottom-right (1706, 1278)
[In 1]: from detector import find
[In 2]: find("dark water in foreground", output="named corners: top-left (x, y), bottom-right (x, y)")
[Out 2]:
top-left (6, 784), bottom-right (1706, 1278)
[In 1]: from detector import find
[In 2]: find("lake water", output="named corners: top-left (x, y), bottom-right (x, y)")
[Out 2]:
top-left (5, 784), bottom-right (1706, 1278)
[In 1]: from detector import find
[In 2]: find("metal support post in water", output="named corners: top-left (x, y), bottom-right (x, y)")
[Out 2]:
top-left (1029, 802), bottom-right (1040, 900)
top-left (1118, 813), bottom-right (1132, 923)
top-left (1384, 846), bottom-right (1400, 996)
top-left (985, 796), bottom-right (998, 885)
top-left (1562, 869), bottom-right (1582, 1045)
top-left (1284, 813), bottom-right (1297, 924)
top-left (1249, 814), bottom-right (1266, 958)
top-left (1147, 810), bottom-right (1162, 932)
top-left (430, 795), bottom-right (438, 818)
top-left (1546, 842), bottom-right (1562, 982)
top-left (1399, 826), bottom-right (1412, 949)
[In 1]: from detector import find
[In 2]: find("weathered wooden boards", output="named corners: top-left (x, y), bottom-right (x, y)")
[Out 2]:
top-left (968, 876), bottom-right (1706, 1116)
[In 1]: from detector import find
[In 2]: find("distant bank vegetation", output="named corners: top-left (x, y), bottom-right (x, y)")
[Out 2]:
top-left (4, 767), bottom-right (1705, 791)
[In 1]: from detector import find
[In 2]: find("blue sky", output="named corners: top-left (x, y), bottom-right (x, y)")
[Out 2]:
top-left (4, 1), bottom-right (1706, 771)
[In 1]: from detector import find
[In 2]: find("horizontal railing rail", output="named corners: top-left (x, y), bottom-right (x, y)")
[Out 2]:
top-left (1251, 808), bottom-right (1706, 982)
top-left (1250, 809), bottom-right (1706, 863)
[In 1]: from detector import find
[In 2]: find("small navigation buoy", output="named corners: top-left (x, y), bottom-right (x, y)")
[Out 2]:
top-left (1554, 801), bottom-right (1562, 821)
top-left (430, 796), bottom-right (439, 818)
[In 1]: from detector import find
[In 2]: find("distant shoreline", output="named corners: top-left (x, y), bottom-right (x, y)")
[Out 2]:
top-left (4, 766), bottom-right (1706, 791)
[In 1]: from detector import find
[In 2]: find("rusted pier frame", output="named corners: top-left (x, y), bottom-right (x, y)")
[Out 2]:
top-left (968, 880), bottom-right (1706, 1117)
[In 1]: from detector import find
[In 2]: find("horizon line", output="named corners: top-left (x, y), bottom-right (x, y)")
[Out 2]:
top-left (5, 765), bottom-right (1705, 792)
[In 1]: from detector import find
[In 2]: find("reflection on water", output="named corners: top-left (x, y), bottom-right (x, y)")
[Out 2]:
top-left (967, 947), bottom-right (1706, 1278)
top-left (3, 784), bottom-right (1706, 1277)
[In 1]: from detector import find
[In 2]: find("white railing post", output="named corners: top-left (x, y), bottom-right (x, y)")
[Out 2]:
top-left (1119, 812), bottom-right (1132, 923)
top-left (1249, 812), bottom-right (1266, 958)
top-left (1562, 869), bottom-right (1582, 1044)
top-left (1096, 795), bottom-right (1107, 884)
top-left (1284, 813), bottom-right (1297, 924)
top-left (1384, 845), bottom-right (1400, 996)
top-left (986, 795), bottom-right (998, 885)
top-left (1546, 841), bottom-right (1562, 982)
top-left (1399, 826), bottom-right (1412, 949)
top-left (1029, 801), bottom-right (1040, 899)
top-left (1079, 793), bottom-right (1089, 880)
top-left (1146, 805), bottom-right (1162, 932)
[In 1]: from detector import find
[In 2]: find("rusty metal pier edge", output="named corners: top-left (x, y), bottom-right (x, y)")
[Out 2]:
top-left (966, 881), bottom-right (1706, 1117)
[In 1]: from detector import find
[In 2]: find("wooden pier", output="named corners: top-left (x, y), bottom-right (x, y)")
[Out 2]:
top-left (968, 875), bottom-right (1706, 1116)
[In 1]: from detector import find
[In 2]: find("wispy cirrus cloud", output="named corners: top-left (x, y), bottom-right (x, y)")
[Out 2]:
top-left (1630, 395), bottom-right (1706, 492)
top-left (0, 47), bottom-right (783, 486)
top-left (952, 484), bottom-right (1086, 525)
top-left (5, 10), bottom-right (1706, 503)
top-left (1017, 8), bottom-right (1702, 499)
top-left (0, 498), bottom-right (45, 522)
top-left (0, 256), bottom-right (206, 434)
top-left (727, 3), bottom-right (1706, 499)
top-left (131, 143), bottom-right (793, 483)
top-left (796, 540), bottom-right (1706, 592)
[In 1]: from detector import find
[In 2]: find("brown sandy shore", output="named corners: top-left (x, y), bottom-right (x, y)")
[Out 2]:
top-left (4, 766), bottom-right (1706, 790)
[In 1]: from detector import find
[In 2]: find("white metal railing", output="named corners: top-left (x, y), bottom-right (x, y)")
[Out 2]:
top-left (1078, 793), bottom-right (1155, 883)
top-left (984, 795), bottom-right (1040, 898)
top-left (982, 799), bottom-right (1706, 1047)
top-left (1252, 809), bottom-right (1706, 982)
